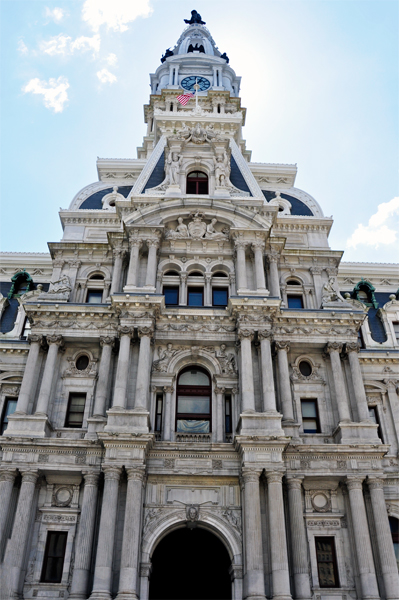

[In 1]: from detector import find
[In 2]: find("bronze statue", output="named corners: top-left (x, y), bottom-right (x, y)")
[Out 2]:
top-left (160, 48), bottom-right (174, 63)
top-left (184, 10), bottom-right (206, 25)
top-left (220, 52), bottom-right (229, 63)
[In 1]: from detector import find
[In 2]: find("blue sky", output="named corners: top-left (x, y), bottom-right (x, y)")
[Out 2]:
top-left (1, 0), bottom-right (398, 263)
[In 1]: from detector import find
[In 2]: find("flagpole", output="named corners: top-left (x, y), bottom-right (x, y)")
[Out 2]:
top-left (194, 78), bottom-right (199, 112)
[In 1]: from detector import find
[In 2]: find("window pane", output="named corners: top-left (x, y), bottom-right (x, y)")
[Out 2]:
top-left (213, 289), bottom-right (228, 306)
top-left (1, 399), bottom-right (18, 434)
top-left (186, 180), bottom-right (197, 194)
top-left (287, 295), bottom-right (304, 308)
top-left (178, 370), bottom-right (209, 386)
top-left (164, 287), bottom-right (179, 305)
top-left (368, 407), bottom-right (377, 423)
top-left (303, 419), bottom-right (318, 433)
top-left (66, 394), bottom-right (86, 427)
top-left (177, 396), bottom-right (210, 414)
top-left (301, 401), bottom-right (317, 418)
top-left (177, 419), bottom-right (210, 433)
top-left (198, 181), bottom-right (208, 194)
top-left (41, 532), bottom-right (67, 583)
top-left (315, 538), bottom-right (339, 588)
top-left (86, 290), bottom-right (103, 304)
top-left (188, 288), bottom-right (203, 306)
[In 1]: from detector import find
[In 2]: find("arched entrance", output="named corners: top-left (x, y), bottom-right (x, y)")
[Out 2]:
top-left (149, 527), bottom-right (232, 599)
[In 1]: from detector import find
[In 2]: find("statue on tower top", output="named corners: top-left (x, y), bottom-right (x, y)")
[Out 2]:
top-left (184, 10), bottom-right (206, 25)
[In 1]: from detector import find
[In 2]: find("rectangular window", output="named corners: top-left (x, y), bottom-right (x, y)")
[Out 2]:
top-left (368, 406), bottom-right (383, 442)
top-left (225, 394), bottom-right (232, 435)
top-left (155, 394), bottom-right (163, 432)
top-left (86, 290), bottom-right (103, 304)
top-left (287, 295), bottom-right (304, 309)
top-left (188, 287), bottom-right (203, 307)
top-left (41, 531), bottom-right (68, 583)
top-left (65, 393), bottom-right (86, 428)
top-left (315, 537), bottom-right (340, 588)
top-left (301, 399), bottom-right (320, 433)
top-left (212, 288), bottom-right (228, 307)
top-left (20, 317), bottom-right (31, 340)
top-left (163, 286), bottom-right (179, 306)
top-left (1, 397), bottom-right (18, 434)
top-left (393, 322), bottom-right (399, 344)
top-left (358, 327), bottom-right (365, 348)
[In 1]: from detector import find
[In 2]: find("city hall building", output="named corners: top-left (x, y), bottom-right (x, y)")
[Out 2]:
top-left (0, 10), bottom-right (398, 600)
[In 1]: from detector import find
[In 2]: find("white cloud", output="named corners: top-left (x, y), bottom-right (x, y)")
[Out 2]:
top-left (82, 0), bottom-right (152, 32)
top-left (347, 197), bottom-right (399, 249)
top-left (17, 39), bottom-right (29, 55)
top-left (40, 33), bottom-right (100, 57)
top-left (97, 68), bottom-right (117, 84)
top-left (45, 7), bottom-right (67, 23)
top-left (22, 76), bottom-right (69, 113)
top-left (106, 53), bottom-right (118, 66)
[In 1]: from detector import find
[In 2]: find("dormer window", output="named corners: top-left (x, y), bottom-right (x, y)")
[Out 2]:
top-left (186, 171), bottom-right (208, 195)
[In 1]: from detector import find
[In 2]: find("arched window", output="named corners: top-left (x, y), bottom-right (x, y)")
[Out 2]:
top-left (8, 270), bottom-right (34, 298)
top-left (389, 517), bottom-right (399, 568)
top-left (176, 367), bottom-right (211, 433)
top-left (352, 279), bottom-right (378, 308)
top-left (286, 278), bottom-right (305, 308)
top-left (89, 273), bottom-right (104, 280)
top-left (186, 171), bottom-right (208, 195)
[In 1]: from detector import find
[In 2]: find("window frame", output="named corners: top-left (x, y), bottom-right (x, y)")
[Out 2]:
top-left (65, 392), bottom-right (87, 428)
top-left (40, 531), bottom-right (68, 583)
top-left (1, 397), bottom-right (18, 435)
top-left (187, 286), bottom-right (204, 307)
top-left (315, 536), bottom-right (340, 588)
top-left (163, 285), bottom-right (179, 306)
top-left (225, 394), bottom-right (232, 436)
top-left (368, 405), bottom-right (384, 442)
top-left (86, 289), bottom-right (104, 304)
top-left (287, 294), bottom-right (304, 309)
top-left (301, 399), bottom-right (321, 434)
top-left (176, 366), bottom-right (212, 433)
top-left (186, 171), bottom-right (209, 195)
top-left (212, 287), bottom-right (229, 307)
top-left (155, 393), bottom-right (163, 433)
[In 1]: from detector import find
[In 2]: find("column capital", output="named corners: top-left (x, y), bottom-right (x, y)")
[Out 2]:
top-left (325, 341), bottom-right (343, 354)
top-left (251, 241), bottom-right (265, 252)
top-left (46, 334), bottom-right (64, 347)
top-left (367, 476), bottom-right (385, 490)
top-left (238, 328), bottom-right (255, 341)
top-left (309, 266), bottom-right (322, 275)
top-left (346, 475), bottom-right (365, 490)
top-left (241, 468), bottom-right (262, 483)
top-left (275, 340), bottom-right (290, 352)
top-left (118, 326), bottom-right (135, 338)
top-left (266, 470), bottom-right (284, 485)
top-left (100, 336), bottom-right (116, 348)
top-left (0, 468), bottom-right (18, 483)
top-left (286, 476), bottom-right (304, 490)
top-left (113, 246), bottom-right (126, 260)
top-left (103, 466), bottom-right (122, 481)
top-left (205, 273), bottom-right (212, 282)
top-left (258, 329), bottom-right (273, 340)
top-left (163, 385), bottom-right (174, 394)
top-left (82, 471), bottom-right (100, 486)
top-left (28, 333), bottom-right (43, 345)
top-left (138, 325), bottom-right (154, 338)
top-left (146, 237), bottom-right (160, 249)
top-left (126, 466), bottom-right (146, 482)
top-left (20, 470), bottom-right (39, 485)
top-left (234, 239), bottom-right (248, 250)
top-left (180, 272), bottom-right (188, 282)
top-left (214, 386), bottom-right (225, 394)
top-left (128, 234), bottom-right (143, 248)
top-left (346, 341), bottom-right (360, 353)
top-left (266, 251), bottom-right (279, 263)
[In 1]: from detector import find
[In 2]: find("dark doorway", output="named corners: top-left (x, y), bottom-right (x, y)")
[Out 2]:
top-left (149, 527), bottom-right (232, 600)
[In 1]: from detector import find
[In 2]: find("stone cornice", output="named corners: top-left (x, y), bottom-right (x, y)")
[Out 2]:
top-left (59, 211), bottom-right (121, 228)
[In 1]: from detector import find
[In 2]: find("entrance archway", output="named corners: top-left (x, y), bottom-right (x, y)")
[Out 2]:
top-left (149, 526), bottom-right (232, 599)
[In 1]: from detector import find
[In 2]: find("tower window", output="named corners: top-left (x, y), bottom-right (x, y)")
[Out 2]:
top-left (186, 171), bottom-right (208, 195)
top-left (41, 531), bottom-right (68, 583)
top-left (315, 537), bottom-right (340, 588)
top-left (176, 367), bottom-right (211, 434)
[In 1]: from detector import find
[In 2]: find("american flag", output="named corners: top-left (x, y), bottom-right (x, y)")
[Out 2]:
top-left (176, 92), bottom-right (194, 106)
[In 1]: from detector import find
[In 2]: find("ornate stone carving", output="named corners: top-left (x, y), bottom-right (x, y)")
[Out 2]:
top-left (325, 341), bottom-right (343, 354)
top-left (346, 476), bottom-right (365, 490)
top-left (237, 329), bottom-right (255, 341)
top-left (39, 274), bottom-right (72, 301)
top-left (275, 340), bottom-right (290, 352)
top-left (63, 356), bottom-right (98, 378)
top-left (346, 342), bottom-right (360, 353)
top-left (222, 507), bottom-right (242, 532)
top-left (215, 344), bottom-right (237, 374)
top-left (166, 214), bottom-right (229, 241)
top-left (46, 334), bottom-right (64, 347)
top-left (118, 326), bottom-right (135, 337)
top-left (138, 326), bottom-right (154, 338)
top-left (186, 504), bottom-right (200, 522)
top-left (53, 485), bottom-right (73, 507)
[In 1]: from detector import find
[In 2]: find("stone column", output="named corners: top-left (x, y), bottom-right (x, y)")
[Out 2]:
top-left (266, 472), bottom-right (292, 600)
top-left (346, 342), bottom-right (370, 422)
top-left (144, 239), bottom-right (160, 288)
top-left (286, 477), bottom-right (311, 600)
top-left (234, 241), bottom-right (248, 291)
top-left (241, 469), bottom-right (266, 600)
top-left (6, 470), bottom-right (39, 597)
top-left (134, 327), bottom-right (154, 410)
top-left (69, 472), bottom-right (100, 599)
top-left (116, 467), bottom-right (146, 600)
top-left (275, 341), bottom-right (294, 421)
top-left (163, 386), bottom-right (174, 441)
top-left (252, 242), bottom-right (267, 291)
top-left (112, 328), bottom-right (134, 409)
top-left (15, 334), bottom-right (42, 414)
top-left (215, 386), bottom-right (225, 442)
top-left (367, 477), bottom-right (399, 599)
top-left (126, 237), bottom-right (143, 288)
top-left (90, 466), bottom-right (122, 600)
top-left (109, 247), bottom-right (125, 296)
top-left (205, 274), bottom-right (212, 306)
top-left (267, 253), bottom-right (280, 298)
top-left (325, 342), bottom-right (351, 422)
top-left (92, 337), bottom-right (115, 417)
top-left (259, 331), bottom-right (277, 412)
top-left (0, 468), bottom-right (17, 548)
top-left (238, 330), bottom-right (255, 412)
top-left (139, 562), bottom-right (152, 600)
top-left (346, 477), bottom-right (379, 600)
top-left (309, 267), bottom-right (323, 308)
top-left (180, 273), bottom-right (187, 305)
top-left (35, 334), bottom-right (64, 415)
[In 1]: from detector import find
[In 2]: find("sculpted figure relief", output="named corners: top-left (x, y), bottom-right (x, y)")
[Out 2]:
top-left (215, 344), bottom-right (237, 374)
top-left (166, 214), bottom-right (228, 240)
top-left (322, 276), bottom-right (346, 305)
top-left (213, 151), bottom-right (230, 187)
top-left (152, 151), bottom-right (183, 191)
top-left (152, 343), bottom-right (180, 372)
top-left (49, 274), bottom-right (72, 294)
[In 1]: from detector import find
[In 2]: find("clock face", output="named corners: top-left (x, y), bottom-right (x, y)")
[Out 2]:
top-left (181, 76), bottom-right (211, 92)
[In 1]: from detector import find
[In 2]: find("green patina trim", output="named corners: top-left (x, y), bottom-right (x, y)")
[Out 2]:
top-left (7, 269), bottom-right (34, 299)
top-left (351, 278), bottom-right (378, 309)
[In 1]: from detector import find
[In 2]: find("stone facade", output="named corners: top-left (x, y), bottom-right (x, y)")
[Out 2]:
top-left (0, 13), bottom-right (398, 600)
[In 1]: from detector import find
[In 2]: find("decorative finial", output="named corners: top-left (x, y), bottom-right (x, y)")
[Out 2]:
top-left (184, 10), bottom-right (206, 25)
